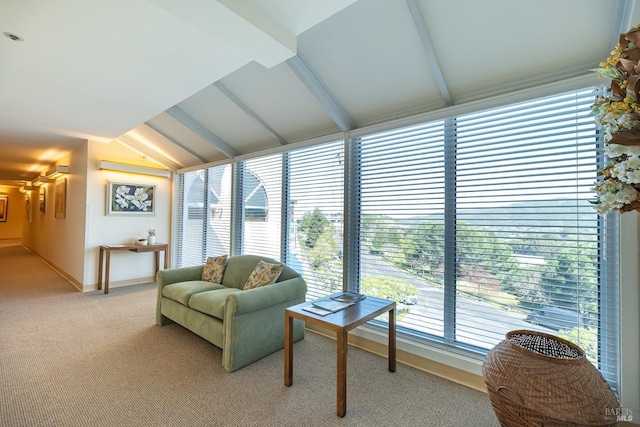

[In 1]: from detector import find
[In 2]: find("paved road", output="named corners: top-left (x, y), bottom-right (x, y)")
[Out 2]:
top-left (359, 251), bottom-right (553, 349)
top-left (293, 248), bottom-right (554, 350)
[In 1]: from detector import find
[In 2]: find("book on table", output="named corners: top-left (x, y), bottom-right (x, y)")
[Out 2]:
top-left (330, 292), bottom-right (366, 303)
top-left (310, 299), bottom-right (355, 313)
top-left (302, 304), bottom-right (335, 316)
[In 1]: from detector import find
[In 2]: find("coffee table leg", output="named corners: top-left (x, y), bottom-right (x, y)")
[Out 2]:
top-left (389, 307), bottom-right (396, 372)
top-left (284, 313), bottom-right (293, 386)
top-left (337, 329), bottom-right (348, 417)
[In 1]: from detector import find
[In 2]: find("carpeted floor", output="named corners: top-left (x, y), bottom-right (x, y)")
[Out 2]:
top-left (0, 245), bottom-right (500, 426)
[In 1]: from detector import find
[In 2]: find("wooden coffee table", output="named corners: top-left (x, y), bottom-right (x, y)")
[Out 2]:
top-left (284, 294), bottom-right (396, 417)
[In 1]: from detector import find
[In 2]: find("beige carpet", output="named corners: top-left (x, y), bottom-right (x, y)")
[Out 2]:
top-left (0, 245), bottom-right (500, 426)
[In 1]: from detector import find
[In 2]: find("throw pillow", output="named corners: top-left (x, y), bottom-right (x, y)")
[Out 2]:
top-left (202, 255), bottom-right (228, 283)
top-left (243, 260), bottom-right (284, 290)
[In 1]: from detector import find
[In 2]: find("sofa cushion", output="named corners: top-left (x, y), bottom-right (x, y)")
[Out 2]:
top-left (242, 260), bottom-right (284, 290)
top-left (162, 281), bottom-right (226, 306)
top-left (202, 255), bottom-right (228, 283)
top-left (189, 288), bottom-right (242, 319)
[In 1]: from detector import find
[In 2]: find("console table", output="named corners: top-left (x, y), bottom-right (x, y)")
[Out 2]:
top-left (284, 294), bottom-right (396, 417)
top-left (97, 243), bottom-right (168, 294)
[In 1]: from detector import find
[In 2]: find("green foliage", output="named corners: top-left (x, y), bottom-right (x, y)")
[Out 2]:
top-left (360, 275), bottom-right (418, 320)
top-left (540, 243), bottom-right (598, 310)
top-left (361, 275), bottom-right (417, 301)
top-left (557, 326), bottom-right (598, 364)
top-left (299, 208), bottom-right (330, 249)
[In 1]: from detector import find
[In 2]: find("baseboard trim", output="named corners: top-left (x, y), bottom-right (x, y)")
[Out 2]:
top-left (305, 324), bottom-right (487, 393)
top-left (23, 246), bottom-right (84, 291)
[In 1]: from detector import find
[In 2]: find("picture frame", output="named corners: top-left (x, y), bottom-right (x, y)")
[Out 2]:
top-left (0, 195), bottom-right (8, 222)
top-left (106, 181), bottom-right (156, 216)
top-left (55, 178), bottom-right (67, 219)
top-left (39, 187), bottom-right (46, 214)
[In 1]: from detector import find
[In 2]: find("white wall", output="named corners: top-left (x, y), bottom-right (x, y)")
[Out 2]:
top-left (22, 147), bottom-right (87, 287)
top-left (21, 140), bottom-right (173, 291)
top-left (83, 140), bottom-right (172, 290)
top-left (620, 212), bottom-right (640, 422)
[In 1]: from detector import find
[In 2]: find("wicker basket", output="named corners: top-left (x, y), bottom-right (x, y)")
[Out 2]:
top-left (482, 330), bottom-right (620, 427)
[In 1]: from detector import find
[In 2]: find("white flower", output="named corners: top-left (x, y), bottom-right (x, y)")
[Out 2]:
top-left (605, 143), bottom-right (640, 157)
top-left (610, 156), bottom-right (640, 184)
top-left (125, 187), bottom-right (149, 210)
top-left (114, 186), bottom-right (131, 209)
top-left (592, 179), bottom-right (639, 215)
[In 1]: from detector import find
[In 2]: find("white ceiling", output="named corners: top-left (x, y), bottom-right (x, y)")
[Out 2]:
top-left (1, 0), bottom-right (638, 186)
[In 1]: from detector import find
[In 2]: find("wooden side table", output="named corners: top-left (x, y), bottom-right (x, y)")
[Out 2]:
top-left (97, 243), bottom-right (168, 294)
top-left (284, 294), bottom-right (396, 417)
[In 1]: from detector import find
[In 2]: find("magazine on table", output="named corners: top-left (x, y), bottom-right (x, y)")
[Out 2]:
top-left (330, 292), bottom-right (366, 303)
top-left (302, 304), bottom-right (334, 316)
top-left (303, 298), bottom-right (355, 314)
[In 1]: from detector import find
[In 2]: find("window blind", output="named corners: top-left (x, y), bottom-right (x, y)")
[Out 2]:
top-left (355, 88), bottom-right (619, 389)
top-left (174, 88), bottom-right (619, 390)
top-left (288, 141), bottom-right (344, 300)
top-left (238, 155), bottom-right (282, 259)
top-left (176, 165), bottom-right (231, 267)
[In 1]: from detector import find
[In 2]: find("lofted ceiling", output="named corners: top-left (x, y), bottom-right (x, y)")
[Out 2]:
top-left (1, 0), bottom-right (639, 187)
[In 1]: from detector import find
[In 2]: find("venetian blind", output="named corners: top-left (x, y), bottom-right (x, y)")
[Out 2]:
top-left (355, 88), bottom-right (619, 388)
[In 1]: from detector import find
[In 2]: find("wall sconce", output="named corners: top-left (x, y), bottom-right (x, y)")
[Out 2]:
top-left (46, 165), bottom-right (69, 179)
top-left (32, 176), bottom-right (55, 186)
top-left (98, 160), bottom-right (171, 178)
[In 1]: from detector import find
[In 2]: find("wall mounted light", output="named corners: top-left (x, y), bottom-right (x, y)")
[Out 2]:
top-left (32, 176), bottom-right (55, 186)
top-left (46, 165), bottom-right (69, 179)
top-left (98, 160), bottom-right (171, 178)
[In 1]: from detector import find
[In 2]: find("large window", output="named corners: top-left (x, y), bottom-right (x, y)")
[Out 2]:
top-left (175, 88), bottom-right (618, 389)
top-left (354, 89), bottom-right (618, 388)
top-left (177, 165), bottom-right (232, 266)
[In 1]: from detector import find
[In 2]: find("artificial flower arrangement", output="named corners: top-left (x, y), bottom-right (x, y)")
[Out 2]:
top-left (591, 24), bottom-right (640, 215)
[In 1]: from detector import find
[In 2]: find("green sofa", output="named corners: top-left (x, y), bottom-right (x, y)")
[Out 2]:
top-left (155, 255), bottom-right (307, 372)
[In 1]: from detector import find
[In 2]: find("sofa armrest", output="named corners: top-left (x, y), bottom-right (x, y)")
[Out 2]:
top-left (155, 265), bottom-right (204, 326)
top-left (156, 265), bottom-right (204, 287)
top-left (222, 276), bottom-right (307, 372)
top-left (226, 277), bottom-right (307, 315)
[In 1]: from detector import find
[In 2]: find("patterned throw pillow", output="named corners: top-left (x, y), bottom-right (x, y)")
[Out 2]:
top-left (202, 255), bottom-right (228, 283)
top-left (242, 260), bottom-right (284, 290)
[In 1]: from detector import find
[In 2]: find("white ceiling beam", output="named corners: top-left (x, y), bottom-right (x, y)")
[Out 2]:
top-left (287, 51), bottom-right (356, 132)
top-left (115, 134), bottom-right (182, 171)
top-left (166, 106), bottom-right (239, 158)
top-left (213, 82), bottom-right (287, 145)
top-left (405, 0), bottom-right (453, 106)
top-left (142, 122), bottom-right (207, 163)
top-left (150, 0), bottom-right (296, 68)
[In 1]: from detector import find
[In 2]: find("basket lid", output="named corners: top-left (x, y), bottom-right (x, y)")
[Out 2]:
top-left (506, 330), bottom-right (585, 363)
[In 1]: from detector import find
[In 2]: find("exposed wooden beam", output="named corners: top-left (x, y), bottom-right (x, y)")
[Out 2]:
top-left (405, 0), bottom-right (453, 106)
top-left (166, 106), bottom-right (239, 158)
top-left (213, 82), bottom-right (287, 145)
top-left (286, 51), bottom-right (356, 132)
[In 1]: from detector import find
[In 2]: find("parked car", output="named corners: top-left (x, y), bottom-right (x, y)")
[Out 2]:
top-left (400, 295), bottom-right (418, 305)
top-left (526, 307), bottom-right (583, 331)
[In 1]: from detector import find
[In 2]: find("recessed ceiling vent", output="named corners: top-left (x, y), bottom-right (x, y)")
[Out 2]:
top-left (3, 32), bottom-right (24, 42)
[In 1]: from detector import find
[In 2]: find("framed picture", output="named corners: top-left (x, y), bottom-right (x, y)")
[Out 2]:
top-left (55, 178), bottom-right (67, 219)
top-left (0, 195), bottom-right (7, 222)
top-left (106, 181), bottom-right (156, 216)
top-left (39, 187), bottom-right (46, 214)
